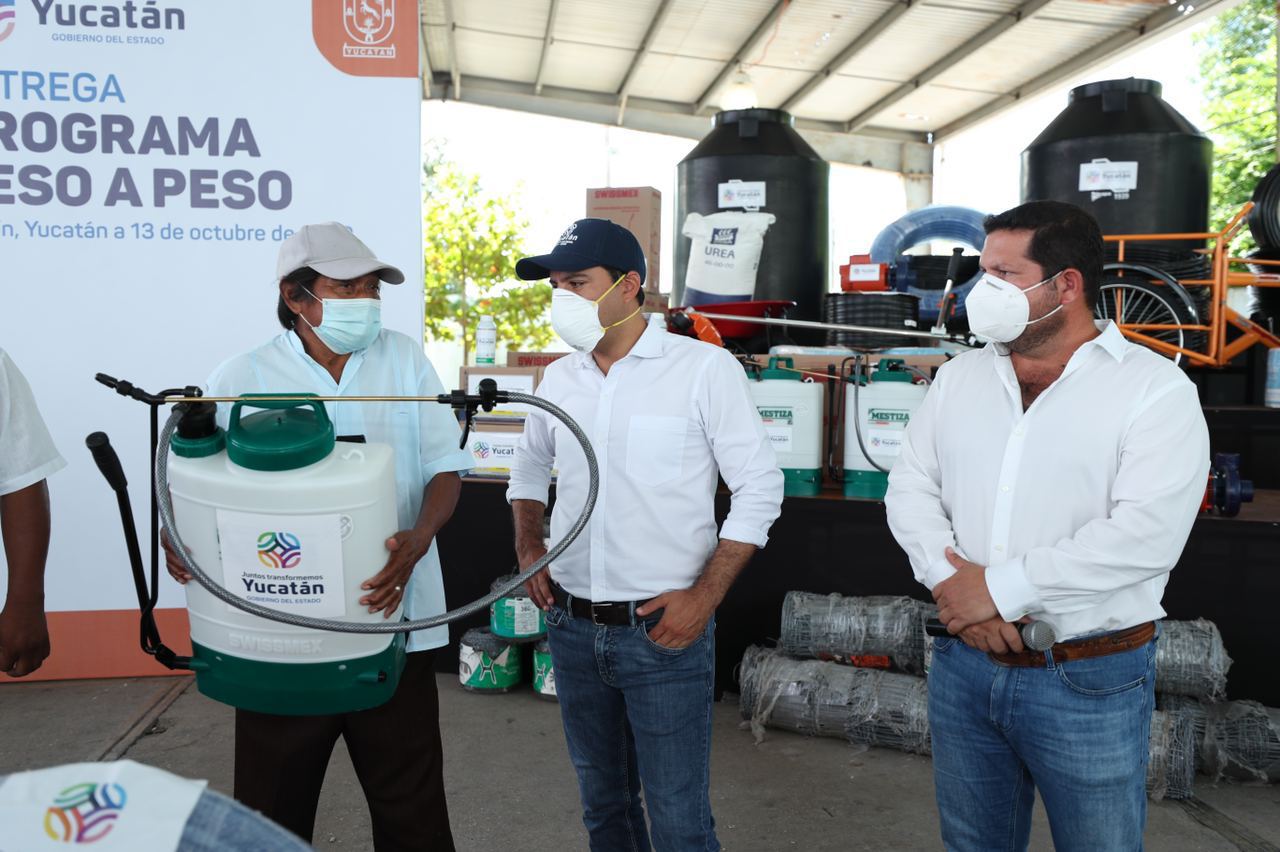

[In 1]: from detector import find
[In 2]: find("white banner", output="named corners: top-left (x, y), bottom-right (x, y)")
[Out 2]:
top-left (0, 0), bottom-right (422, 614)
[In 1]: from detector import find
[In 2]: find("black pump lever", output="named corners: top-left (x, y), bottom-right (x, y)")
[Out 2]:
top-left (85, 431), bottom-right (191, 670)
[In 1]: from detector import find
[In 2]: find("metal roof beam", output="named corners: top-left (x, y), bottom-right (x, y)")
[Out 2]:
top-left (418, 1), bottom-right (433, 99)
top-left (534, 0), bottom-right (560, 96)
top-left (779, 0), bottom-right (914, 114)
top-left (693, 0), bottom-right (789, 115)
top-left (450, 75), bottom-right (930, 172)
top-left (442, 0), bottom-right (461, 99)
top-left (845, 0), bottom-right (1055, 132)
top-left (617, 0), bottom-right (678, 124)
top-left (933, 0), bottom-right (1233, 140)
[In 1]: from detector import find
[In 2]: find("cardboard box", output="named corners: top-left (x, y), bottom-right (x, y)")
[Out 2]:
top-left (586, 186), bottom-right (662, 297)
top-left (459, 366), bottom-right (542, 418)
top-left (506, 351), bottom-right (569, 369)
top-left (466, 422), bottom-right (523, 478)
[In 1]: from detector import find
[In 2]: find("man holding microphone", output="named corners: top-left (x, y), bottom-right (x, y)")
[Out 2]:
top-left (886, 200), bottom-right (1209, 851)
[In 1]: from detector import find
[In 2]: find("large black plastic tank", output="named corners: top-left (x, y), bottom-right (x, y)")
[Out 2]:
top-left (1021, 79), bottom-right (1212, 249)
top-left (674, 109), bottom-right (829, 328)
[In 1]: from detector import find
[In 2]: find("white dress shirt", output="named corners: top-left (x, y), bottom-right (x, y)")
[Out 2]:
top-left (885, 321), bottom-right (1209, 641)
top-left (205, 330), bottom-right (474, 652)
top-left (0, 348), bottom-right (66, 496)
top-left (507, 325), bottom-right (784, 602)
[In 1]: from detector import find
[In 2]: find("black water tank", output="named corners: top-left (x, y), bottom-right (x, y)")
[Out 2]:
top-left (1021, 79), bottom-right (1212, 249)
top-left (674, 109), bottom-right (829, 327)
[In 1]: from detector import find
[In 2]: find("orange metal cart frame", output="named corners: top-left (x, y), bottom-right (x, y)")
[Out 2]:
top-left (1105, 202), bottom-right (1280, 367)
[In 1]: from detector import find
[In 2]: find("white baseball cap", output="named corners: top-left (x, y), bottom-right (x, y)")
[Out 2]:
top-left (276, 222), bottom-right (405, 284)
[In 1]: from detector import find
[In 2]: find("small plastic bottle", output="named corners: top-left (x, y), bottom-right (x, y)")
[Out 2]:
top-left (475, 316), bottom-right (497, 365)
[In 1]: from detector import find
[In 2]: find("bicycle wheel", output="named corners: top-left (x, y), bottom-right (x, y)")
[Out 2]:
top-left (1095, 278), bottom-right (1196, 366)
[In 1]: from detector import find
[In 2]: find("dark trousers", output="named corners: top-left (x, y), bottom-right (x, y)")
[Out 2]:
top-left (233, 650), bottom-right (455, 852)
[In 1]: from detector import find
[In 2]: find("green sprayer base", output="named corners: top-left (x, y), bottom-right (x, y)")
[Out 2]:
top-left (843, 469), bottom-right (889, 500)
top-left (782, 468), bottom-right (822, 497)
top-left (190, 634), bottom-right (406, 715)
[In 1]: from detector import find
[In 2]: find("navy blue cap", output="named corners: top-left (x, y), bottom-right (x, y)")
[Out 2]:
top-left (516, 218), bottom-right (647, 285)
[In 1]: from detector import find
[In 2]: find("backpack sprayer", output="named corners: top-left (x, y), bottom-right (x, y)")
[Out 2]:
top-left (86, 376), bottom-right (596, 715)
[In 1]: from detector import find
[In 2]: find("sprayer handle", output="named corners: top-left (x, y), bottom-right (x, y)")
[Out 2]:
top-left (945, 246), bottom-right (964, 285)
top-left (85, 432), bottom-right (128, 492)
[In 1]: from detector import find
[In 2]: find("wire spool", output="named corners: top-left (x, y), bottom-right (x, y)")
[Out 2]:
top-left (1155, 619), bottom-right (1231, 700)
top-left (737, 645), bottom-right (932, 754)
top-left (1246, 248), bottom-right (1280, 326)
top-left (533, 639), bottom-right (557, 702)
top-left (893, 254), bottom-right (981, 290)
top-left (1159, 695), bottom-right (1280, 783)
top-left (1147, 708), bottom-right (1197, 801)
top-left (458, 627), bottom-right (522, 693)
top-left (824, 292), bottom-right (920, 350)
top-left (779, 592), bottom-right (933, 675)
top-left (489, 573), bottom-right (546, 642)
top-left (1249, 163), bottom-right (1280, 251)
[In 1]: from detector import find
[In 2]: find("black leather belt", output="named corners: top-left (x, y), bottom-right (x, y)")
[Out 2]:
top-left (550, 582), bottom-right (654, 626)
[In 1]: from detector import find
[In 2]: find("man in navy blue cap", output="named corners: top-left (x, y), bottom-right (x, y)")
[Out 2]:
top-left (507, 219), bottom-right (784, 851)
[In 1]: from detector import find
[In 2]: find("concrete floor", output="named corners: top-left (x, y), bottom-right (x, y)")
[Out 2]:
top-left (1, 675), bottom-right (1278, 850)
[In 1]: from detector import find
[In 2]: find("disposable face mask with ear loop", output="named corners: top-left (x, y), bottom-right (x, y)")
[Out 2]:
top-left (964, 270), bottom-right (1063, 343)
top-left (550, 272), bottom-right (642, 352)
top-left (300, 289), bottom-right (382, 354)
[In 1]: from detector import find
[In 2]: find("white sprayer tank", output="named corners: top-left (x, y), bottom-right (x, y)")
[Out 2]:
top-left (844, 359), bottom-right (928, 499)
top-left (748, 357), bottom-right (823, 496)
top-left (166, 396), bottom-right (405, 715)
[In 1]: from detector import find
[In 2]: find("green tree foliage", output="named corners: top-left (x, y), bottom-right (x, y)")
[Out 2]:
top-left (1195, 0), bottom-right (1276, 241)
top-left (422, 152), bottom-right (553, 363)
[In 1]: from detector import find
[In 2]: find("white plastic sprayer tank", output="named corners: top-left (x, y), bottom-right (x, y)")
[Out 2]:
top-left (747, 356), bottom-right (823, 496)
top-left (843, 359), bottom-right (928, 499)
top-left (167, 396), bottom-right (405, 715)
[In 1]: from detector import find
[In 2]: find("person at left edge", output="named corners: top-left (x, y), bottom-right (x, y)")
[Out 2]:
top-left (162, 222), bottom-right (472, 852)
top-left (0, 347), bottom-right (66, 678)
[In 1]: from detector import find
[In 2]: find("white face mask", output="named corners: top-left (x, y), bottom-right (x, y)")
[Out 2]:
top-left (550, 273), bottom-right (641, 352)
top-left (964, 270), bottom-right (1063, 343)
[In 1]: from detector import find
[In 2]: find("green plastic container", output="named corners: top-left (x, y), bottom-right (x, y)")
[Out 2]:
top-left (490, 574), bottom-right (546, 641)
top-left (459, 627), bottom-right (522, 693)
top-left (533, 639), bottom-right (557, 701)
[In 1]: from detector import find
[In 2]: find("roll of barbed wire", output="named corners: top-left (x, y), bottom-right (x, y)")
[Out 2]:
top-left (780, 592), bottom-right (934, 675)
top-left (1147, 708), bottom-right (1197, 801)
top-left (1155, 619), bottom-right (1231, 699)
top-left (1159, 695), bottom-right (1280, 783)
top-left (737, 646), bottom-right (931, 755)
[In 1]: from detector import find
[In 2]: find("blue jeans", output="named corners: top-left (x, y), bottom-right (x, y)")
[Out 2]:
top-left (545, 602), bottom-right (719, 852)
top-left (928, 633), bottom-right (1158, 852)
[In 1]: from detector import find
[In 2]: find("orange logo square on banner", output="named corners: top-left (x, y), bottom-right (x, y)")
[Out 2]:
top-left (313, 0), bottom-right (418, 78)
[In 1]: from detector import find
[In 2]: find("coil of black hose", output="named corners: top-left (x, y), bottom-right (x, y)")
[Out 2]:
top-left (824, 292), bottom-right (920, 350)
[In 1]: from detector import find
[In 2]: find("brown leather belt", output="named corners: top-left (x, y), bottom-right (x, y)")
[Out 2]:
top-left (989, 621), bottom-right (1155, 667)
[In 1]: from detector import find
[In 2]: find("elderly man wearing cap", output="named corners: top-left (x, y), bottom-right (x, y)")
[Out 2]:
top-left (164, 223), bottom-right (471, 851)
top-left (507, 219), bottom-right (784, 851)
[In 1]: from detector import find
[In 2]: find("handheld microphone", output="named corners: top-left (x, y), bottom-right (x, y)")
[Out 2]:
top-left (925, 618), bottom-right (1057, 652)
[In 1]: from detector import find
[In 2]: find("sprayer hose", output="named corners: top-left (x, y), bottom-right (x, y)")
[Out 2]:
top-left (154, 391), bottom-right (597, 634)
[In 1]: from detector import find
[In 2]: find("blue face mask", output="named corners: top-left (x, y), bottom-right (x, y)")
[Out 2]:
top-left (301, 290), bottom-right (381, 354)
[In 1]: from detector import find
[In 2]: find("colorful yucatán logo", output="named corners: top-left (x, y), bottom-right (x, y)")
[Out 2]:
top-left (257, 531), bottom-right (302, 569)
top-left (0, 0), bottom-right (15, 43)
top-left (44, 782), bottom-right (127, 844)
